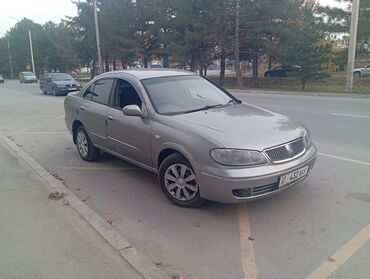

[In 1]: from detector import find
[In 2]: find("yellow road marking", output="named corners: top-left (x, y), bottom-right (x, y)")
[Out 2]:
top-left (64, 166), bottom-right (140, 171)
top-left (307, 224), bottom-right (370, 279)
top-left (238, 203), bottom-right (258, 279)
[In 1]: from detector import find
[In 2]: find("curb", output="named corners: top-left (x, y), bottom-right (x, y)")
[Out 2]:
top-left (228, 89), bottom-right (370, 99)
top-left (0, 133), bottom-right (169, 279)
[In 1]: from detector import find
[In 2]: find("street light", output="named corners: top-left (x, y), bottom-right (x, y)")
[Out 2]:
top-left (93, 0), bottom-right (103, 75)
top-left (346, 0), bottom-right (361, 91)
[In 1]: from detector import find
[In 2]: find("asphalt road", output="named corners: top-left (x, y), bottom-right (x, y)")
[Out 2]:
top-left (0, 80), bottom-right (369, 279)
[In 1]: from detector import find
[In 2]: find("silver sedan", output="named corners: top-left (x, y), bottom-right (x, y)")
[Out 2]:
top-left (64, 69), bottom-right (316, 207)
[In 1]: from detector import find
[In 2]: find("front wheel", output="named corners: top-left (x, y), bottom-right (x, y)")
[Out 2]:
top-left (76, 126), bottom-right (99, 161)
top-left (159, 153), bottom-right (206, 208)
top-left (52, 87), bottom-right (57, 96)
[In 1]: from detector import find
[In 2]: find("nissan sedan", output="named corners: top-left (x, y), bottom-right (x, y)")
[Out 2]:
top-left (64, 69), bottom-right (316, 207)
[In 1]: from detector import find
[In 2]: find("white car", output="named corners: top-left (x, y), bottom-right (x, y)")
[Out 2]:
top-left (353, 64), bottom-right (370, 77)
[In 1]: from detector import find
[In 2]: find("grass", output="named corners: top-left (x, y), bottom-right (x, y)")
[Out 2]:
top-left (208, 73), bottom-right (370, 95)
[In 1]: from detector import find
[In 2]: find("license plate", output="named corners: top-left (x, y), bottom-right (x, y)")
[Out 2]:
top-left (279, 165), bottom-right (309, 188)
top-left (68, 87), bottom-right (76, 91)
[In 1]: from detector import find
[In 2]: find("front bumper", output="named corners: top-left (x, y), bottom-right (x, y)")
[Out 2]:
top-left (55, 87), bottom-right (81, 94)
top-left (197, 145), bottom-right (317, 203)
top-left (23, 79), bottom-right (37, 83)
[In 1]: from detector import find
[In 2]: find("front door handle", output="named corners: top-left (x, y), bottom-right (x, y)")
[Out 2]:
top-left (80, 106), bottom-right (85, 111)
top-left (107, 116), bottom-right (114, 121)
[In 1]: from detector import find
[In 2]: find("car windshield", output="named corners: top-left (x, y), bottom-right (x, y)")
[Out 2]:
top-left (51, 73), bottom-right (74, 81)
top-left (23, 72), bottom-right (35, 76)
top-left (142, 75), bottom-right (236, 115)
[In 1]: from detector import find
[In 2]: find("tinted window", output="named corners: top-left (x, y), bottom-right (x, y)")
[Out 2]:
top-left (84, 79), bottom-right (114, 105)
top-left (113, 79), bottom-right (142, 109)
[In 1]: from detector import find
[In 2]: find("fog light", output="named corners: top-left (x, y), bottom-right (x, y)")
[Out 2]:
top-left (232, 188), bottom-right (252, 198)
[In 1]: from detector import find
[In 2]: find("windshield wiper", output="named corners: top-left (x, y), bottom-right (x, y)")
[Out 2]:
top-left (185, 103), bottom-right (225, 114)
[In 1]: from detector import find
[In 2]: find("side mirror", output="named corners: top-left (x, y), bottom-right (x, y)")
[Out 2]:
top-left (122, 105), bottom-right (143, 117)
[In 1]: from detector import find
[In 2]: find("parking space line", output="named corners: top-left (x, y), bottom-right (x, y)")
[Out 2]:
top-left (64, 166), bottom-right (140, 171)
top-left (306, 224), bottom-right (370, 279)
top-left (318, 153), bottom-right (370, 167)
top-left (14, 131), bottom-right (68, 134)
top-left (53, 115), bottom-right (65, 120)
top-left (330, 113), bottom-right (370, 119)
top-left (238, 203), bottom-right (258, 279)
top-left (13, 124), bottom-right (41, 134)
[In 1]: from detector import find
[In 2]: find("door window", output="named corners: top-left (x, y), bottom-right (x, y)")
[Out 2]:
top-left (84, 78), bottom-right (114, 105)
top-left (113, 79), bottom-right (142, 109)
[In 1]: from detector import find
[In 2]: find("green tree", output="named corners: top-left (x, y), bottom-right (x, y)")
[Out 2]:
top-left (275, 1), bottom-right (331, 91)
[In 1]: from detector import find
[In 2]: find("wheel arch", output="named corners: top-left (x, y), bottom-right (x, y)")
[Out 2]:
top-left (72, 120), bottom-right (84, 144)
top-left (156, 144), bottom-right (197, 171)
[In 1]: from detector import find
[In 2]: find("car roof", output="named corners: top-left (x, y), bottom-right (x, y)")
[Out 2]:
top-left (98, 69), bottom-right (196, 80)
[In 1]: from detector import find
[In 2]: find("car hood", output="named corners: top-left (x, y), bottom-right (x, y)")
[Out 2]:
top-left (171, 103), bottom-right (305, 150)
top-left (53, 80), bottom-right (79, 86)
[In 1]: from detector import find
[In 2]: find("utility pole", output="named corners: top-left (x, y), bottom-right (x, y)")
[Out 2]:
top-left (346, 0), bottom-right (360, 91)
top-left (93, 0), bottom-right (103, 75)
top-left (234, 0), bottom-right (243, 88)
top-left (7, 40), bottom-right (14, 79)
top-left (28, 30), bottom-right (36, 75)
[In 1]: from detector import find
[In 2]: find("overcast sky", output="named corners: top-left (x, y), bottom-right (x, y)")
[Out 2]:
top-left (0, 0), bottom-right (346, 37)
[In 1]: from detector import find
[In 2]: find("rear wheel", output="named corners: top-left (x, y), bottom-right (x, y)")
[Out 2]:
top-left (159, 153), bottom-right (206, 208)
top-left (354, 71), bottom-right (361, 77)
top-left (76, 126), bottom-right (99, 161)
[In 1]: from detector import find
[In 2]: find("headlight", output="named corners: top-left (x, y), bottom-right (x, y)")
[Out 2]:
top-left (303, 131), bottom-right (313, 148)
top-left (210, 149), bottom-right (267, 166)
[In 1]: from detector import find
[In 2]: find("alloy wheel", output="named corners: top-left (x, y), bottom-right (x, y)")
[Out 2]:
top-left (164, 163), bottom-right (199, 201)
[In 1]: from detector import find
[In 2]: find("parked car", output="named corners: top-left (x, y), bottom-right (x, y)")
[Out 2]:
top-left (264, 65), bottom-right (301, 77)
top-left (0, 74), bottom-right (4, 83)
top-left (64, 69), bottom-right (316, 207)
top-left (39, 73), bottom-right (52, 93)
top-left (353, 64), bottom-right (370, 77)
top-left (41, 73), bottom-right (82, 96)
top-left (19, 71), bottom-right (38, 83)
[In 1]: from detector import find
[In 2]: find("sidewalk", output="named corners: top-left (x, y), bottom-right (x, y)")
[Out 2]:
top-left (0, 139), bottom-right (143, 279)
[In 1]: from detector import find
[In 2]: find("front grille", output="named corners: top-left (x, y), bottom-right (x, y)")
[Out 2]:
top-left (264, 138), bottom-right (305, 163)
top-left (232, 183), bottom-right (278, 198)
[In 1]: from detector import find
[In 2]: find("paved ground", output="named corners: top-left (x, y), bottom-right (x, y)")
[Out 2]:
top-left (0, 80), bottom-right (369, 279)
top-left (0, 132), bottom-right (142, 279)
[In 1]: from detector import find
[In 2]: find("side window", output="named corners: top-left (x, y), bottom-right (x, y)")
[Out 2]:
top-left (113, 79), bottom-right (142, 109)
top-left (83, 79), bottom-right (114, 105)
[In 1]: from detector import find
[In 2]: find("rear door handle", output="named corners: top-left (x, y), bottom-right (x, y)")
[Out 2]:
top-left (80, 106), bottom-right (85, 111)
top-left (107, 116), bottom-right (114, 121)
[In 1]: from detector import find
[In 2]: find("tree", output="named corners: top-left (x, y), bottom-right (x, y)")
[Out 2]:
top-left (275, 1), bottom-right (331, 91)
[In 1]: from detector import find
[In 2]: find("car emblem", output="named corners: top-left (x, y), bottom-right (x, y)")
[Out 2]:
top-left (285, 144), bottom-right (294, 157)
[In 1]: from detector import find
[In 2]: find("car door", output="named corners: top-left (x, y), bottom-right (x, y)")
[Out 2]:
top-left (78, 78), bottom-right (114, 149)
top-left (364, 65), bottom-right (370, 76)
top-left (106, 78), bottom-right (152, 166)
top-left (43, 76), bottom-right (53, 92)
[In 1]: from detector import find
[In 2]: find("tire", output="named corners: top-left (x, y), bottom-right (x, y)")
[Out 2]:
top-left (158, 153), bottom-right (206, 208)
top-left (52, 87), bottom-right (57, 96)
top-left (75, 126), bottom-right (99, 162)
